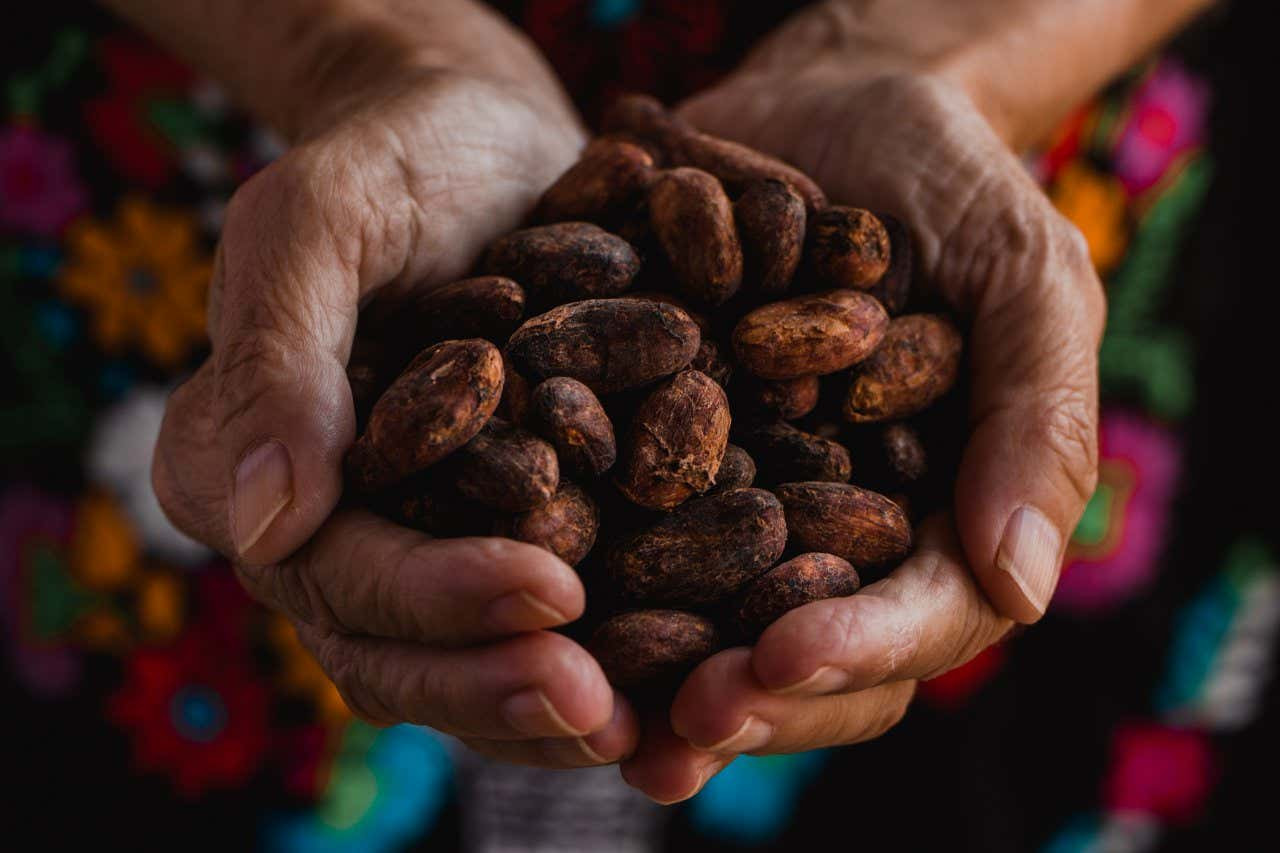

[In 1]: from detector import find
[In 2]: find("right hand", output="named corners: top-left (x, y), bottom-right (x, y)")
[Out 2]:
top-left (153, 67), bottom-right (638, 768)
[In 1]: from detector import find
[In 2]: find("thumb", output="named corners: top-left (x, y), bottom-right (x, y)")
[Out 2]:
top-left (166, 155), bottom-right (374, 565)
top-left (952, 205), bottom-right (1105, 624)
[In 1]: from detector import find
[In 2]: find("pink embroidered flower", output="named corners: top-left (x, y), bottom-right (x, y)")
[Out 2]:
top-left (0, 125), bottom-right (88, 237)
top-left (1112, 60), bottom-right (1209, 199)
top-left (1053, 409), bottom-right (1182, 614)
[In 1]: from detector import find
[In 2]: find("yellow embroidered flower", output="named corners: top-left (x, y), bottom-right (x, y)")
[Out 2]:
top-left (1050, 161), bottom-right (1131, 276)
top-left (70, 490), bottom-right (140, 591)
top-left (58, 197), bottom-right (211, 367)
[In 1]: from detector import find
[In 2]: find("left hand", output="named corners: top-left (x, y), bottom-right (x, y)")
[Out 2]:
top-left (620, 2), bottom-right (1105, 802)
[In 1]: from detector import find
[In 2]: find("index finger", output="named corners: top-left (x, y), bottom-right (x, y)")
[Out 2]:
top-left (237, 508), bottom-right (585, 647)
top-left (749, 514), bottom-right (1013, 697)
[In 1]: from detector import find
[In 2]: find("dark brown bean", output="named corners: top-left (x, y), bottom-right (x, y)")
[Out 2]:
top-left (648, 167), bottom-right (743, 305)
top-left (482, 222), bottom-right (640, 305)
top-left (709, 444), bottom-right (756, 494)
top-left (774, 482), bottom-right (913, 569)
top-left (608, 488), bottom-right (787, 606)
top-left (807, 207), bottom-right (891, 290)
top-left (346, 339), bottom-right (503, 491)
top-left (614, 370), bottom-right (730, 510)
top-left (494, 482), bottom-right (599, 566)
top-left (506, 298), bottom-right (700, 393)
top-left (737, 375), bottom-right (820, 420)
top-left (732, 292), bottom-right (888, 380)
top-left (454, 418), bottom-right (559, 512)
top-left (533, 136), bottom-right (656, 226)
top-left (732, 553), bottom-right (860, 638)
top-left (735, 178), bottom-right (806, 295)
top-left (843, 314), bottom-right (962, 423)
top-left (528, 377), bottom-right (617, 478)
top-left (589, 609), bottom-right (718, 688)
top-left (867, 214), bottom-right (912, 315)
top-left (737, 421), bottom-right (851, 485)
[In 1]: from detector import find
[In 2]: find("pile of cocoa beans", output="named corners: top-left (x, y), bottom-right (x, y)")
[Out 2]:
top-left (345, 95), bottom-right (965, 695)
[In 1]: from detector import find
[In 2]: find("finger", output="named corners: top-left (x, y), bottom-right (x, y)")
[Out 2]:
top-left (751, 515), bottom-right (1013, 696)
top-left (298, 625), bottom-right (614, 739)
top-left (234, 508), bottom-right (583, 645)
top-left (671, 647), bottom-right (915, 754)
top-left (459, 690), bottom-right (640, 768)
top-left (954, 213), bottom-right (1104, 622)
top-left (619, 713), bottom-right (735, 805)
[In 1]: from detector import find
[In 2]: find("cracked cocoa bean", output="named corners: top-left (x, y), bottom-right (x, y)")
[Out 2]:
top-left (807, 207), bottom-right (891, 290)
top-left (843, 314), bottom-right (962, 423)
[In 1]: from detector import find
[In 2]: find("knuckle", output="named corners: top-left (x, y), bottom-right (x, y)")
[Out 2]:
top-left (307, 630), bottom-right (392, 725)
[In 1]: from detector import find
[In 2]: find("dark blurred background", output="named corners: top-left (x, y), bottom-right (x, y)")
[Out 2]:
top-left (2, 2), bottom-right (1272, 851)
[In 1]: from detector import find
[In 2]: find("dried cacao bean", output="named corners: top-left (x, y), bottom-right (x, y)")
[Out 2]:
top-left (708, 444), bottom-right (756, 494)
top-left (807, 207), bottom-right (891, 290)
top-left (648, 167), bottom-right (743, 305)
top-left (589, 609), bottom-right (718, 688)
top-left (346, 339), bottom-right (503, 491)
top-left (732, 291), bottom-right (888, 380)
top-left (533, 136), bottom-right (656, 226)
top-left (528, 377), bottom-right (617, 478)
top-left (867, 214), bottom-right (912, 315)
top-left (454, 417), bottom-right (559, 511)
top-left (608, 488), bottom-right (787, 606)
top-left (735, 178), bottom-right (805, 295)
top-left (614, 370), bottom-right (731, 510)
top-left (506, 298), bottom-right (700, 393)
top-left (737, 420), bottom-right (851, 485)
top-left (732, 553), bottom-right (860, 638)
top-left (494, 482), bottom-right (599, 566)
top-left (843, 314), bottom-right (962, 423)
top-left (482, 222), bottom-right (640, 304)
top-left (774, 481), bottom-right (913, 569)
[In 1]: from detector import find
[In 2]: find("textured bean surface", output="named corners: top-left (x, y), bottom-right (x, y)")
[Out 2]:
top-left (533, 136), bottom-right (655, 225)
top-left (774, 481), bottom-right (913, 569)
top-left (733, 553), bottom-right (861, 638)
top-left (528, 377), bottom-right (617, 478)
top-left (346, 339), bottom-right (503, 491)
top-left (483, 222), bottom-right (640, 305)
top-left (733, 291), bottom-right (888, 379)
top-left (455, 418), bottom-right (559, 511)
top-left (708, 444), bottom-right (756, 494)
top-left (735, 178), bottom-right (805, 295)
top-left (411, 276), bottom-right (527, 344)
top-left (843, 314), bottom-right (963, 423)
top-left (807, 206), bottom-right (891, 290)
top-left (737, 420), bottom-right (851, 485)
top-left (506, 298), bottom-right (700, 393)
top-left (868, 214), bottom-right (913, 314)
top-left (648, 167), bottom-right (743, 305)
top-left (494, 482), bottom-right (599, 566)
top-left (609, 488), bottom-right (787, 606)
top-left (614, 370), bottom-right (730, 510)
top-left (589, 609), bottom-right (718, 688)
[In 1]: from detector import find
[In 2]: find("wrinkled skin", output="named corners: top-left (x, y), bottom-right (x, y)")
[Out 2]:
top-left (152, 69), bottom-right (642, 770)
top-left (618, 4), bottom-right (1106, 803)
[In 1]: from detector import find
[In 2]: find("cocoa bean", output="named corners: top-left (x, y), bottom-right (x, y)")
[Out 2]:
top-left (410, 275), bottom-right (527, 344)
top-left (614, 370), bottom-right (730, 510)
top-left (732, 291), bottom-right (888, 380)
top-left (774, 482), bottom-right (913, 569)
top-left (482, 222), bottom-right (640, 305)
top-left (602, 94), bottom-right (827, 212)
top-left (346, 339), bottom-right (503, 491)
top-left (690, 337), bottom-right (734, 387)
top-left (732, 553), bottom-right (860, 638)
top-left (608, 488), bottom-right (787, 606)
top-left (648, 167), bottom-right (743, 305)
top-left (494, 482), bottom-right (599, 566)
top-left (454, 417), bottom-right (559, 511)
top-left (533, 136), bottom-right (656, 226)
top-left (589, 609), bottom-right (718, 688)
top-left (807, 207), bottom-right (891, 290)
top-left (709, 444), bottom-right (756, 494)
top-left (737, 420), bottom-right (851, 485)
top-left (737, 374), bottom-right (820, 420)
top-left (528, 377), bottom-right (617, 478)
top-left (506, 298), bottom-right (700, 393)
top-left (735, 178), bottom-right (805, 295)
top-left (867, 214), bottom-right (912, 315)
top-left (843, 314), bottom-right (962, 423)
top-left (495, 354), bottom-right (532, 426)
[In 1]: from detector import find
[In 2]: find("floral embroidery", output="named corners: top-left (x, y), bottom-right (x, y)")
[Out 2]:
top-left (57, 196), bottom-right (211, 368)
top-left (0, 124), bottom-right (88, 237)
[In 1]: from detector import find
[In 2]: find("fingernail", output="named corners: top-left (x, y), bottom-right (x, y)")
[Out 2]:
top-left (699, 715), bottom-right (774, 754)
top-left (486, 591), bottom-right (570, 633)
top-left (501, 688), bottom-right (584, 737)
top-left (771, 665), bottom-right (849, 697)
top-left (232, 440), bottom-right (292, 556)
top-left (652, 767), bottom-right (710, 806)
top-left (995, 505), bottom-right (1062, 616)
top-left (574, 737), bottom-right (609, 765)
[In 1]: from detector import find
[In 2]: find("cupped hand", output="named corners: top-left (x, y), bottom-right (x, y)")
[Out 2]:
top-left (623, 4), bottom-right (1104, 801)
top-left (152, 68), bottom-right (638, 767)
